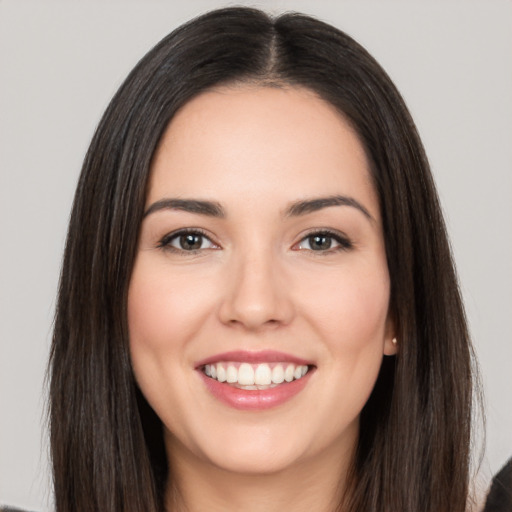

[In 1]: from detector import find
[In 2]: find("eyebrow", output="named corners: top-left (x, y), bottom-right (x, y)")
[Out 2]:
top-left (143, 194), bottom-right (373, 222)
top-left (143, 198), bottom-right (225, 218)
top-left (285, 195), bottom-right (374, 221)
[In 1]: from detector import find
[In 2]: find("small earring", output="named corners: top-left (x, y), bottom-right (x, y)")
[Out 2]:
top-left (392, 337), bottom-right (398, 346)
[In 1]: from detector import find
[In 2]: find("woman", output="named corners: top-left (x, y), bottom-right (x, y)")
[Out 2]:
top-left (47, 7), bottom-right (476, 512)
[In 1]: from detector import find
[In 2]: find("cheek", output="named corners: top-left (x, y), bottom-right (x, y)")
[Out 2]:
top-left (128, 258), bottom-right (213, 351)
top-left (299, 261), bottom-right (391, 350)
top-left (128, 277), bottom-right (180, 362)
top-left (305, 264), bottom-right (390, 412)
top-left (127, 257), bottom-right (216, 395)
top-left (126, 257), bottom-right (222, 438)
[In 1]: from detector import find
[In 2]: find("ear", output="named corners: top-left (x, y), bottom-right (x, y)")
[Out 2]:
top-left (383, 313), bottom-right (398, 356)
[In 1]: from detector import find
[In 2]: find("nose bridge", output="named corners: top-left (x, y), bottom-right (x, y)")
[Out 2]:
top-left (219, 241), bottom-right (293, 329)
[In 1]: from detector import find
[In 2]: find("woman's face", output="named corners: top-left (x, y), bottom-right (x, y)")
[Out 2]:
top-left (128, 85), bottom-right (396, 476)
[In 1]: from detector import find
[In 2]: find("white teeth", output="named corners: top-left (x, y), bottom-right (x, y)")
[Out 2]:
top-left (254, 363), bottom-right (272, 385)
top-left (271, 365), bottom-right (285, 384)
top-left (238, 363), bottom-right (255, 385)
top-left (226, 365), bottom-right (237, 383)
top-left (204, 362), bottom-right (311, 386)
top-left (216, 364), bottom-right (226, 383)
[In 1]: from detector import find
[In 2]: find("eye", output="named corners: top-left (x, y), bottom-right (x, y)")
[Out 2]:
top-left (295, 230), bottom-right (352, 252)
top-left (157, 229), bottom-right (218, 253)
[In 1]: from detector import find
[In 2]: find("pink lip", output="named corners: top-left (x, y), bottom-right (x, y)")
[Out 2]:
top-left (195, 350), bottom-right (313, 368)
top-left (198, 369), bottom-right (314, 411)
top-left (195, 350), bottom-right (315, 411)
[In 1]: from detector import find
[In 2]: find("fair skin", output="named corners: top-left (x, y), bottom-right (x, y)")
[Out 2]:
top-left (128, 85), bottom-right (396, 512)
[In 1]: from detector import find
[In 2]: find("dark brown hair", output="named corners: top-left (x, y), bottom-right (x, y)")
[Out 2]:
top-left (49, 7), bottom-right (476, 511)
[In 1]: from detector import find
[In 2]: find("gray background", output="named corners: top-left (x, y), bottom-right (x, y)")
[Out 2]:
top-left (1, 1), bottom-right (511, 510)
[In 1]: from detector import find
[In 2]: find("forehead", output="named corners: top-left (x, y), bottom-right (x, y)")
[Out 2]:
top-left (148, 85), bottom-right (378, 219)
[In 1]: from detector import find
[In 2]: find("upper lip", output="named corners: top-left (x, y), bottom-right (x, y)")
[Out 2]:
top-left (195, 350), bottom-right (314, 369)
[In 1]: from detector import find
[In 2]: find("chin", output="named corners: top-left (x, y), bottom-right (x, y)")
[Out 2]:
top-left (207, 445), bottom-right (305, 476)
top-left (165, 420), bottom-right (310, 476)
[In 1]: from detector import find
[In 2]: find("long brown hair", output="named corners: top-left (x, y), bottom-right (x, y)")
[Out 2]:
top-left (49, 7), bottom-right (476, 511)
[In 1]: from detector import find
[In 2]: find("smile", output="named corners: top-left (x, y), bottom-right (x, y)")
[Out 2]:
top-left (203, 362), bottom-right (310, 389)
top-left (196, 351), bottom-right (315, 410)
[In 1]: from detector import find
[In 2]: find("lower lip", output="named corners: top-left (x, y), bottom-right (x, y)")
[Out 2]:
top-left (199, 370), bottom-right (313, 410)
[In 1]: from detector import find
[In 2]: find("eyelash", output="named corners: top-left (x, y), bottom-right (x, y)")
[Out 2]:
top-left (156, 229), bottom-right (353, 254)
top-left (156, 228), bottom-right (218, 254)
top-left (294, 229), bottom-right (353, 254)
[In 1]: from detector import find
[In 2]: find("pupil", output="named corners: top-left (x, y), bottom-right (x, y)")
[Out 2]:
top-left (180, 234), bottom-right (202, 250)
top-left (311, 235), bottom-right (331, 250)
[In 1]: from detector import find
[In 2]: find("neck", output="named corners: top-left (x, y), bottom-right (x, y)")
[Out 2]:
top-left (164, 439), bottom-right (354, 512)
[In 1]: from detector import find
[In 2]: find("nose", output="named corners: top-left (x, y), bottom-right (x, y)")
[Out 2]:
top-left (218, 249), bottom-right (295, 331)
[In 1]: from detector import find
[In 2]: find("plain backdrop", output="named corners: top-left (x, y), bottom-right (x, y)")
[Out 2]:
top-left (1, 1), bottom-right (511, 510)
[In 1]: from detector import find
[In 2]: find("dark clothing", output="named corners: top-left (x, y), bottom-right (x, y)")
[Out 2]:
top-left (483, 457), bottom-right (512, 512)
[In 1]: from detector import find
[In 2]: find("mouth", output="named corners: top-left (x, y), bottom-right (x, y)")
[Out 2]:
top-left (202, 361), bottom-right (311, 390)
top-left (196, 351), bottom-right (315, 410)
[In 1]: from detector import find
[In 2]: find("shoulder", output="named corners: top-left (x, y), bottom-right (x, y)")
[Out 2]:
top-left (482, 457), bottom-right (512, 512)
